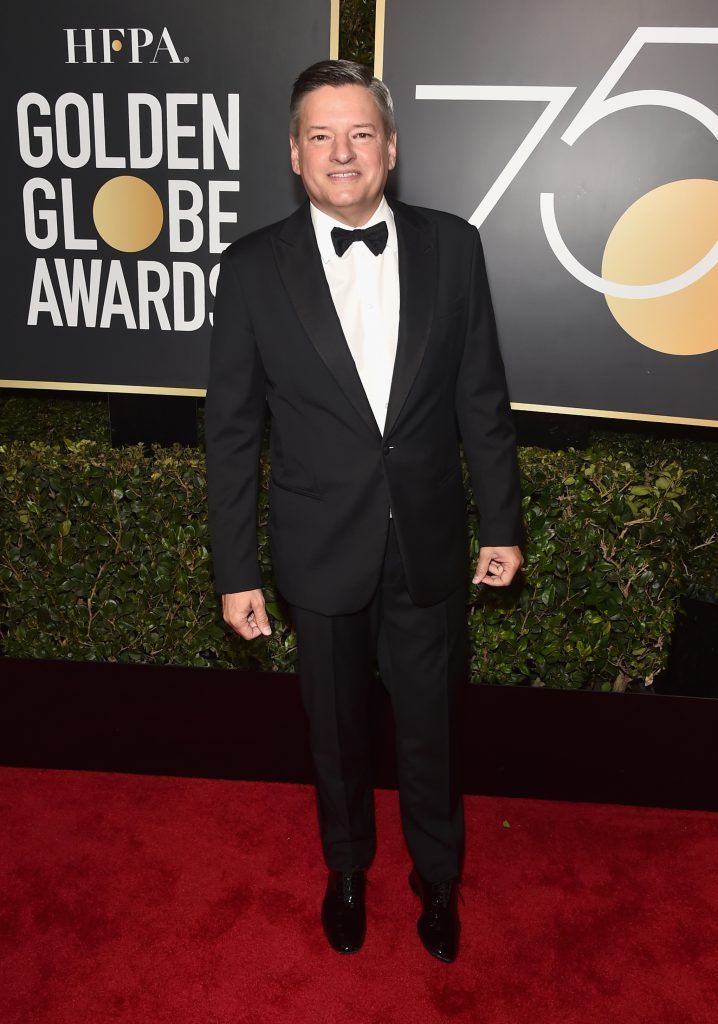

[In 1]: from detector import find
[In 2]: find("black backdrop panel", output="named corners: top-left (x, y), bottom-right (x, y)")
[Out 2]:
top-left (381, 0), bottom-right (718, 424)
top-left (1, 1), bottom-right (331, 392)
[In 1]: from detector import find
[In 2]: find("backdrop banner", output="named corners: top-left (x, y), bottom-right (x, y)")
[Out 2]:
top-left (1, 0), bottom-right (335, 394)
top-left (380, 0), bottom-right (718, 426)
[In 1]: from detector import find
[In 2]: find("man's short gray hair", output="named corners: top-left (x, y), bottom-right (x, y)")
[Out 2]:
top-left (289, 59), bottom-right (396, 140)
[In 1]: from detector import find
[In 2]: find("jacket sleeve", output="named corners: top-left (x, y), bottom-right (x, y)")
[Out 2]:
top-left (204, 249), bottom-right (268, 594)
top-left (455, 226), bottom-right (524, 548)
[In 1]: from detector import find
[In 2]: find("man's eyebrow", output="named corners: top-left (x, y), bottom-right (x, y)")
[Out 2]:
top-left (306, 122), bottom-right (377, 130)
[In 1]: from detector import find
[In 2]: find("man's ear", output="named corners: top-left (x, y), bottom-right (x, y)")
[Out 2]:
top-left (387, 131), bottom-right (397, 171)
top-left (289, 135), bottom-right (301, 176)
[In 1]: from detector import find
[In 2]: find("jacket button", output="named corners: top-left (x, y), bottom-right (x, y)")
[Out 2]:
top-left (383, 443), bottom-right (394, 454)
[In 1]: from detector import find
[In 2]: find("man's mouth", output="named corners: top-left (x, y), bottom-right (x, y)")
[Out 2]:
top-left (328, 171), bottom-right (359, 179)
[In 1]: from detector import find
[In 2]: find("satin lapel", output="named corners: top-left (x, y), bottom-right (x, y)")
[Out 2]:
top-left (271, 202), bottom-right (382, 442)
top-left (384, 198), bottom-right (437, 438)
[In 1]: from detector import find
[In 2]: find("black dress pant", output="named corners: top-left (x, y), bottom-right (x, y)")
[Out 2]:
top-left (289, 517), bottom-right (469, 883)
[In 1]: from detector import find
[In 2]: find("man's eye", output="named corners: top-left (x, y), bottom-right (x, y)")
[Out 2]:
top-left (311, 134), bottom-right (328, 141)
top-left (354, 133), bottom-right (372, 139)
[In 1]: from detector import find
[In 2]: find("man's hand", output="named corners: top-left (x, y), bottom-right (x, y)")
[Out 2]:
top-left (472, 546), bottom-right (524, 588)
top-left (222, 589), bottom-right (272, 640)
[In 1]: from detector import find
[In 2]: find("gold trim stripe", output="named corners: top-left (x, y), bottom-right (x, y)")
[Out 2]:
top-left (510, 402), bottom-right (718, 429)
top-left (0, 380), bottom-right (205, 397)
top-left (329, 0), bottom-right (340, 59)
top-left (374, 0), bottom-right (386, 79)
top-left (2, 381), bottom-right (716, 426)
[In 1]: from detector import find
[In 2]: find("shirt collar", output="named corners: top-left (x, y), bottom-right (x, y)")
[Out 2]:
top-left (310, 195), bottom-right (397, 264)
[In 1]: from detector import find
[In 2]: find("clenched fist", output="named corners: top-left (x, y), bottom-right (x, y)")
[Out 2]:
top-left (222, 589), bottom-right (272, 640)
top-left (472, 545), bottom-right (524, 588)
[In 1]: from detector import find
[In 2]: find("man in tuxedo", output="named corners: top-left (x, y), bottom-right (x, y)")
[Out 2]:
top-left (204, 60), bottom-right (524, 963)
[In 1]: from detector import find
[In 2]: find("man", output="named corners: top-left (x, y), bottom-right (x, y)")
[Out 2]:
top-left (204, 60), bottom-right (524, 963)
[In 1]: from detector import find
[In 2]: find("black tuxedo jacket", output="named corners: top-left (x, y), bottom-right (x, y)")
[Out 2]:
top-left (205, 195), bottom-right (523, 615)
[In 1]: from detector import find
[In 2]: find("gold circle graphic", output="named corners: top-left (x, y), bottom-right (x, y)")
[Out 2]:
top-left (602, 178), bottom-right (718, 356)
top-left (93, 176), bottom-right (163, 253)
top-left (111, 39), bottom-right (123, 52)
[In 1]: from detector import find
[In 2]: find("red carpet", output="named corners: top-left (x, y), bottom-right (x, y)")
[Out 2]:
top-left (1, 767), bottom-right (717, 1024)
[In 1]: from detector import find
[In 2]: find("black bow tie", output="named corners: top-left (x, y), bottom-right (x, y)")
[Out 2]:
top-left (331, 221), bottom-right (389, 257)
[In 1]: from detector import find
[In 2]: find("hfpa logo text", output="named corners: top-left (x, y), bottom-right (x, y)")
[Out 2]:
top-left (64, 28), bottom-right (187, 65)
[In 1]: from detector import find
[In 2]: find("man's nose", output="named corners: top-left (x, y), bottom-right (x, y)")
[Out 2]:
top-left (330, 135), bottom-right (355, 162)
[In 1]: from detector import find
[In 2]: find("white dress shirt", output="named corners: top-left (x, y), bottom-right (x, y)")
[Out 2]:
top-left (310, 196), bottom-right (400, 518)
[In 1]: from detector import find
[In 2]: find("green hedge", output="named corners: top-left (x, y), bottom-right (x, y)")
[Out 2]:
top-left (472, 436), bottom-right (716, 689)
top-left (2, 406), bottom-right (716, 688)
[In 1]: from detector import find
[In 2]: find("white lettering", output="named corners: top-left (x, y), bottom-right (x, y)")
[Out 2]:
top-left (208, 181), bottom-right (239, 254)
top-left (202, 94), bottom-right (239, 171)
top-left (23, 178), bottom-right (58, 249)
top-left (28, 258), bottom-right (63, 325)
top-left (166, 94), bottom-right (198, 169)
top-left (54, 258), bottom-right (102, 326)
top-left (61, 178), bottom-right (97, 250)
top-left (26, 258), bottom-right (215, 329)
top-left (55, 93), bottom-right (92, 169)
top-left (17, 91), bottom-right (237, 170)
top-left (172, 262), bottom-right (204, 331)
top-left (127, 93), bottom-right (163, 168)
top-left (100, 29), bottom-right (125, 64)
top-left (65, 28), bottom-right (93, 64)
top-left (168, 181), bottom-right (203, 253)
top-left (100, 260), bottom-right (137, 328)
top-left (208, 262), bottom-right (220, 326)
top-left (137, 261), bottom-right (172, 329)
top-left (153, 28), bottom-right (182, 64)
top-left (17, 93), bottom-right (53, 168)
top-left (129, 28), bottom-right (153, 65)
top-left (92, 94), bottom-right (126, 168)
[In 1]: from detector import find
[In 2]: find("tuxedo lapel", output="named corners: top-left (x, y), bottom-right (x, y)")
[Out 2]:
top-left (271, 197), bottom-right (437, 443)
top-left (384, 197), bottom-right (437, 439)
top-left (271, 201), bottom-right (382, 441)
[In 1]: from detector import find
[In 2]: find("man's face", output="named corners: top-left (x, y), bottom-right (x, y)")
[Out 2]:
top-left (290, 83), bottom-right (397, 227)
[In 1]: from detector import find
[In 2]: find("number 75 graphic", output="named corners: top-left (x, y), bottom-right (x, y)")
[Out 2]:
top-left (416, 27), bottom-right (718, 299)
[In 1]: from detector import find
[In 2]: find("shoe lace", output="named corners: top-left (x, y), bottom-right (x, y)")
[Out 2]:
top-left (430, 879), bottom-right (454, 908)
top-left (428, 878), bottom-right (465, 909)
top-left (340, 871), bottom-right (363, 904)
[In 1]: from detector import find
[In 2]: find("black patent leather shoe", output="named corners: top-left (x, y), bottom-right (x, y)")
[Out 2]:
top-left (409, 866), bottom-right (460, 962)
top-left (321, 870), bottom-right (367, 953)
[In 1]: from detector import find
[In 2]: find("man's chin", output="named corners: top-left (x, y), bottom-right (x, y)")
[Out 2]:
top-left (311, 192), bottom-right (383, 225)
top-left (325, 186), bottom-right (363, 203)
